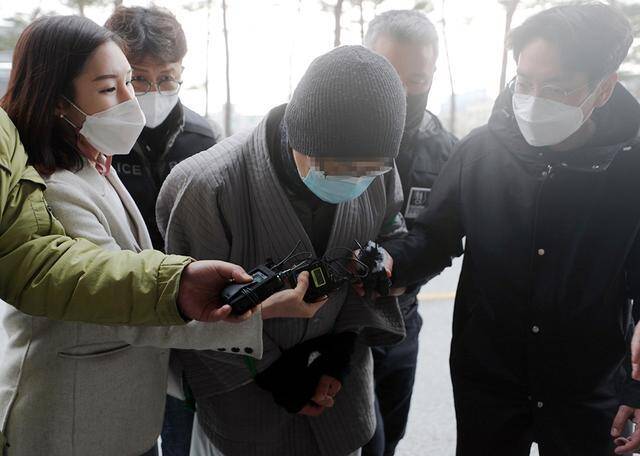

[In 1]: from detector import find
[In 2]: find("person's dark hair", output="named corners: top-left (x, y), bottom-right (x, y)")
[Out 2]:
top-left (509, 2), bottom-right (633, 83)
top-left (1, 15), bottom-right (121, 175)
top-left (104, 6), bottom-right (187, 64)
top-left (364, 10), bottom-right (439, 57)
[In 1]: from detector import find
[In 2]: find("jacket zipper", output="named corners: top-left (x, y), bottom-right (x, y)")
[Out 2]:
top-left (527, 164), bottom-right (552, 310)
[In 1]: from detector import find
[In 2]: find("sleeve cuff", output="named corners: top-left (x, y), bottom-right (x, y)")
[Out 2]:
top-left (156, 254), bottom-right (194, 325)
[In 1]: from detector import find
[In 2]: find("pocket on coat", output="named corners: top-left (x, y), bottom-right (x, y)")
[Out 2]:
top-left (68, 345), bottom-right (168, 454)
top-left (58, 342), bottom-right (132, 359)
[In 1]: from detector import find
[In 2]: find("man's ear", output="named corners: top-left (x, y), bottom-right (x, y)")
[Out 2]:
top-left (594, 73), bottom-right (618, 109)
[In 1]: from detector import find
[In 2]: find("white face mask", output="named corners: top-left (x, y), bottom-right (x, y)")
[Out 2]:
top-left (63, 97), bottom-right (146, 156)
top-left (512, 84), bottom-right (600, 147)
top-left (137, 92), bottom-right (180, 129)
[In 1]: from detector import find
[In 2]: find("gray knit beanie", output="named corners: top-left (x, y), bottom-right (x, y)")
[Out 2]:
top-left (284, 45), bottom-right (406, 160)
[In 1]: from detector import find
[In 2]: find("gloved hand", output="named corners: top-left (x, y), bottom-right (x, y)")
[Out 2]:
top-left (254, 332), bottom-right (358, 413)
top-left (311, 332), bottom-right (358, 382)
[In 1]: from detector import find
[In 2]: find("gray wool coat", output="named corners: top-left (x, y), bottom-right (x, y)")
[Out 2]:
top-left (156, 114), bottom-right (406, 456)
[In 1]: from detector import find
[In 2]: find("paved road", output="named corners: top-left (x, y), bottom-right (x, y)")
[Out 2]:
top-left (395, 258), bottom-right (540, 456)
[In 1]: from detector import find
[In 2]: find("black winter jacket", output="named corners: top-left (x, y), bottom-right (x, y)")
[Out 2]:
top-left (112, 102), bottom-right (218, 250)
top-left (394, 111), bottom-right (456, 315)
top-left (396, 111), bottom-right (457, 230)
top-left (385, 83), bottom-right (640, 406)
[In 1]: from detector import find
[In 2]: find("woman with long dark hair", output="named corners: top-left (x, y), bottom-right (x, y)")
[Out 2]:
top-left (0, 15), bottom-right (324, 456)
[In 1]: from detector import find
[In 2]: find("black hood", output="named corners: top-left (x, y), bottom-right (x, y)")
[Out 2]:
top-left (488, 82), bottom-right (640, 170)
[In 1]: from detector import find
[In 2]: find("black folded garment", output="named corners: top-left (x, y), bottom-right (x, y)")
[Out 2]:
top-left (254, 332), bottom-right (358, 413)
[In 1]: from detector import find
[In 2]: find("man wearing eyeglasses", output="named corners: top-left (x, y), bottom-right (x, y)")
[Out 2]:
top-left (104, 7), bottom-right (221, 456)
top-left (382, 3), bottom-right (640, 456)
top-left (105, 6), bottom-right (221, 253)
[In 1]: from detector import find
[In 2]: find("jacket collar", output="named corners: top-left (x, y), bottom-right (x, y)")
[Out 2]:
top-left (419, 110), bottom-right (446, 138)
top-left (138, 102), bottom-right (215, 155)
top-left (182, 105), bottom-right (216, 139)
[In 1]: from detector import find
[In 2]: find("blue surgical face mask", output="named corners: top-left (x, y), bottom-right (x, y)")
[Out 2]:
top-left (301, 170), bottom-right (376, 204)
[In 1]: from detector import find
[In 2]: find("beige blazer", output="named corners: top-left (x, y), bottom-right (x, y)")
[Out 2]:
top-left (0, 161), bottom-right (263, 456)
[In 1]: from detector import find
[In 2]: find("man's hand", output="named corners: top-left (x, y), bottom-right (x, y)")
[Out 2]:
top-left (378, 248), bottom-right (407, 296)
top-left (177, 260), bottom-right (254, 322)
top-left (352, 246), bottom-right (392, 298)
top-left (298, 375), bottom-right (342, 417)
top-left (311, 374), bottom-right (342, 407)
top-left (611, 405), bottom-right (640, 454)
top-left (380, 246), bottom-right (393, 277)
top-left (261, 272), bottom-right (328, 320)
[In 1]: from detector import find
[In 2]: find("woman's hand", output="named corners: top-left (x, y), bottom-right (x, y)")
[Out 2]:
top-left (177, 260), bottom-right (253, 323)
top-left (260, 272), bottom-right (328, 320)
